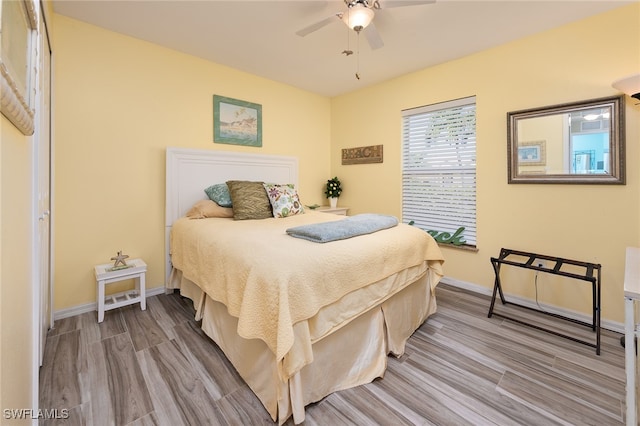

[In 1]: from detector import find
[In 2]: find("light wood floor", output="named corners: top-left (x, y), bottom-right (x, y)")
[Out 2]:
top-left (40, 283), bottom-right (630, 425)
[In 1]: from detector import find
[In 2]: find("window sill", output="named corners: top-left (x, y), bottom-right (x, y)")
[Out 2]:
top-left (438, 243), bottom-right (478, 253)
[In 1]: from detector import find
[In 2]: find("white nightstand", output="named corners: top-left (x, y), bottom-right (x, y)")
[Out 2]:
top-left (317, 206), bottom-right (349, 216)
top-left (94, 258), bottom-right (147, 322)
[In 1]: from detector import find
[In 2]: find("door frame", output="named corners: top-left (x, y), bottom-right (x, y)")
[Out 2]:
top-left (30, 1), bottom-right (53, 417)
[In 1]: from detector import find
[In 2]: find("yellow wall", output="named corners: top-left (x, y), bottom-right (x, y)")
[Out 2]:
top-left (1, 117), bottom-right (35, 419)
top-left (331, 4), bottom-right (640, 323)
top-left (52, 15), bottom-right (331, 309)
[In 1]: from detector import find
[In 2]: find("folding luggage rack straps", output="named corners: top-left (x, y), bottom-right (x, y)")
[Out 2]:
top-left (487, 248), bottom-right (602, 355)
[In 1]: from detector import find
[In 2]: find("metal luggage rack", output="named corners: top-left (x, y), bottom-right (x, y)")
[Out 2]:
top-left (488, 248), bottom-right (601, 355)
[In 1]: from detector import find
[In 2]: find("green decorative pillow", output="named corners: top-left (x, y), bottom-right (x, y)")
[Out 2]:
top-left (204, 183), bottom-right (232, 207)
top-left (226, 180), bottom-right (273, 220)
top-left (263, 183), bottom-right (304, 218)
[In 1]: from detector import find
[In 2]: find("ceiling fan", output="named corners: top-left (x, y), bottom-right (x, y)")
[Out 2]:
top-left (295, 0), bottom-right (436, 50)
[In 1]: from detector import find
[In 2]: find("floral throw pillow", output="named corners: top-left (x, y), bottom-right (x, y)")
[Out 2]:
top-left (263, 183), bottom-right (305, 218)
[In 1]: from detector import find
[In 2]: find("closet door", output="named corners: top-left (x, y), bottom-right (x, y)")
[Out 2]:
top-left (36, 9), bottom-right (52, 366)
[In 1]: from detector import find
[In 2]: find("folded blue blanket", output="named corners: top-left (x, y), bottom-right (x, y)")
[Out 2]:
top-left (286, 213), bottom-right (399, 243)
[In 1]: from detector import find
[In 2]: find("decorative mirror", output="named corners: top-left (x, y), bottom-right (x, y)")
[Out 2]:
top-left (0, 0), bottom-right (38, 135)
top-left (507, 95), bottom-right (625, 184)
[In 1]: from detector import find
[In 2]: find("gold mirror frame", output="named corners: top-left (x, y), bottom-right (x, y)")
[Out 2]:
top-left (507, 95), bottom-right (625, 184)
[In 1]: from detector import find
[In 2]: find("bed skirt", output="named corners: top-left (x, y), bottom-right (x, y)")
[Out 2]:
top-left (169, 268), bottom-right (438, 424)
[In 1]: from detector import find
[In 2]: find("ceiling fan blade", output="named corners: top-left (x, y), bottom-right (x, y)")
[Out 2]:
top-left (295, 14), bottom-right (340, 37)
top-left (364, 22), bottom-right (384, 50)
top-left (381, 0), bottom-right (436, 9)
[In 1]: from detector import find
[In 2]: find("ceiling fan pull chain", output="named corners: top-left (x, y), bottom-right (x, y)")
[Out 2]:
top-left (341, 21), bottom-right (353, 57)
top-left (355, 31), bottom-right (361, 80)
top-left (341, 8), bottom-right (354, 57)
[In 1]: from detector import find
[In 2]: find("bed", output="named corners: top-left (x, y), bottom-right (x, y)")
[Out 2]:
top-left (165, 147), bottom-right (444, 424)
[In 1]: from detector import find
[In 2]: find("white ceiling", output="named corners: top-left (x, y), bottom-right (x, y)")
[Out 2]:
top-left (52, 0), bottom-right (633, 97)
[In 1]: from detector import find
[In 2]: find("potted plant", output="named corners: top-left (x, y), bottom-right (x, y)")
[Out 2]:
top-left (324, 176), bottom-right (342, 208)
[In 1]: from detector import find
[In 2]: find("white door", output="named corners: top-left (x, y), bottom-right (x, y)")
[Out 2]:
top-left (36, 12), bottom-right (52, 366)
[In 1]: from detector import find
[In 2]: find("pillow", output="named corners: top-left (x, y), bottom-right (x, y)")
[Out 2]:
top-left (226, 180), bottom-right (273, 220)
top-left (263, 183), bottom-right (305, 218)
top-left (186, 199), bottom-right (234, 219)
top-left (204, 183), bottom-right (232, 207)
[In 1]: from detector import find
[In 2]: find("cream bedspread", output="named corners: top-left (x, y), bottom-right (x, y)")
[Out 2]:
top-left (170, 211), bottom-right (444, 378)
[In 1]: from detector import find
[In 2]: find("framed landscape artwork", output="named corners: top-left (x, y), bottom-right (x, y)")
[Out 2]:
top-left (213, 95), bottom-right (262, 147)
top-left (517, 140), bottom-right (546, 166)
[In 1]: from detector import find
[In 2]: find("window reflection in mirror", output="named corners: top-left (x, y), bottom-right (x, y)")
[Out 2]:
top-left (507, 96), bottom-right (625, 184)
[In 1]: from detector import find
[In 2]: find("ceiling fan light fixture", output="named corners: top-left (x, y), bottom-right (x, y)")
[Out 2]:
top-left (342, 4), bottom-right (374, 31)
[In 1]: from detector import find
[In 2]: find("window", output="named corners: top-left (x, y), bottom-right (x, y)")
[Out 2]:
top-left (401, 96), bottom-right (477, 247)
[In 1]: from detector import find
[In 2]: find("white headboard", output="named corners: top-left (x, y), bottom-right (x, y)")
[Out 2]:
top-left (165, 147), bottom-right (299, 284)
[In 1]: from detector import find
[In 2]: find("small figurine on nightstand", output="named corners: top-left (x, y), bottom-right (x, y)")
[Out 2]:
top-left (111, 250), bottom-right (129, 268)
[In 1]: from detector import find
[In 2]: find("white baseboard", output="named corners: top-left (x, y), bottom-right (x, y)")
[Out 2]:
top-left (440, 276), bottom-right (625, 335)
top-left (54, 279), bottom-right (625, 335)
top-left (53, 285), bottom-right (167, 321)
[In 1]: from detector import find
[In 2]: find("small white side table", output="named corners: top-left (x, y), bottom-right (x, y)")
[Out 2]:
top-left (317, 206), bottom-right (349, 216)
top-left (94, 258), bottom-right (147, 322)
top-left (624, 247), bottom-right (640, 426)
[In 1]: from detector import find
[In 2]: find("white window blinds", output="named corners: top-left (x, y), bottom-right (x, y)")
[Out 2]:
top-left (402, 96), bottom-right (477, 246)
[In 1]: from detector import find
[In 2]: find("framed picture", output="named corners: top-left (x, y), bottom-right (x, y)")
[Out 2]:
top-left (213, 95), bottom-right (262, 147)
top-left (517, 140), bottom-right (546, 166)
top-left (0, 0), bottom-right (38, 135)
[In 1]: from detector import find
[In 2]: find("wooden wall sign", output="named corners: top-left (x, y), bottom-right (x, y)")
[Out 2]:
top-left (342, 145), bottom-right (383, 165)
